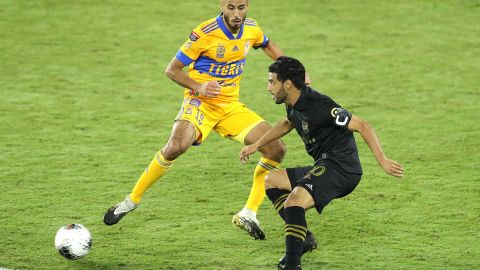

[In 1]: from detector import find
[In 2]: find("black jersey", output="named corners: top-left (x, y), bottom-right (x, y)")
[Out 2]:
top-left (286, 87), bottom-right (362, 174)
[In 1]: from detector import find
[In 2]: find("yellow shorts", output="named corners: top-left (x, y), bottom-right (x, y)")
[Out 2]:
top-left (175, 96), bottom-right (264, 145)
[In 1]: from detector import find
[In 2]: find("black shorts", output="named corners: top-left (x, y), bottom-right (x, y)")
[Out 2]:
top-left (286, 160), bottom-right (362, 214)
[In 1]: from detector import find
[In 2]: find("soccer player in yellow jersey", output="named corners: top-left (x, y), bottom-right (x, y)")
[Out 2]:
top-left (104, 0), bottom-right (308, 241)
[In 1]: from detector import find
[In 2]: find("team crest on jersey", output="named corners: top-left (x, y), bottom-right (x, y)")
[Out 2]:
top-left (189, 31), bottom-right (200, 42)
top-left (302, 120), bottom-right (310, 133)
top-left (216, 43), bottom-right (225, 58)
top-left (189, 98), bottom-right (202, 107)
top-left (185, 107), bottom-right (193, 115)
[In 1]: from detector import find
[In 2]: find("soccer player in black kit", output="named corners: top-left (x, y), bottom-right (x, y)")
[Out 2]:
top-left (240, 56), bottom-right (404, 270)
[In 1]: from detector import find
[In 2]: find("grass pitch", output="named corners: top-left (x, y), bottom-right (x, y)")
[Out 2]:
top-left (1, 0), bottom-right (479, 269)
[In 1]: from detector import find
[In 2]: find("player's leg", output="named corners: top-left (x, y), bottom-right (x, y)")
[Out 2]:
top-left (232, 122), bottom-right (285, 233)
top-left (265, 168), bottom-right (318, 260)
top-left (103, 120), bottom-right (197, 225)
top-left (129, 120), bottom-right (197, 203)
top-left (279, 187), bottom-right (315, 270)
top-left (265, 169), bottom-right (292, 221)
top-left (232, 121), bottom-right (286, 239)
top-left (104, 96), bottom-right (217, 226)
top-left (242, 121), bottom-right (286, 213)
top-left (215, 104), bottom-right (286, 239)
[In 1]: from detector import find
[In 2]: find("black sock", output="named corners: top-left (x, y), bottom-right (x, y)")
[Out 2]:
top-left (266, 188), bottom-right (290, 221)
top-left (284, 206), bottom-right (307, 266)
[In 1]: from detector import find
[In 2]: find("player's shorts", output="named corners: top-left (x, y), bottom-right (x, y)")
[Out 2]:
top-left (286, 160), bottom-right (362, 214)
top-left (175, 96), bottom-right (264, 145)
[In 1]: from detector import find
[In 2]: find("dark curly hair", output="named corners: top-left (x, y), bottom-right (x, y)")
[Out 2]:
top-left (268, 56), bottom-right (306, 89)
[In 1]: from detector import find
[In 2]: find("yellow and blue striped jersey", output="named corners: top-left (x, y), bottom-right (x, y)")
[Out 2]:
top-left (175, 15), bottom-right (269, 104)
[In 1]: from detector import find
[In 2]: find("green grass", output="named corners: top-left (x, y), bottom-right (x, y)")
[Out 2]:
top-left (1, 0), bottom-right (479, 269)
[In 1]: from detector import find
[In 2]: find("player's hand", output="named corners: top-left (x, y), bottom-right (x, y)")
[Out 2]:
top-left (305, 72), bottom-right (312, 86)
top-left (380, 158), bottom-right (404, 178)
top-left (196, 80), bottom-right (221, 98)
top-left (239, 145), bottom-right (259, 164)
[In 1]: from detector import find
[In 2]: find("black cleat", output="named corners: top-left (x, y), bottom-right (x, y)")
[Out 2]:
top-left (232, 214), bottom-right (266, 240)
top-left (277, 262), bottom-right (302, 270)
top-left (103, 196), bottom-right (138, 226)
top-left (302, 231), bottom-right (318, 253)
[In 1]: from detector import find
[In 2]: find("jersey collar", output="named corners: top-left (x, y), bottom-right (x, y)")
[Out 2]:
top-left (292, 86), bottom-right (310, 110)
top-left (216, 14), bottom-right (244, 40)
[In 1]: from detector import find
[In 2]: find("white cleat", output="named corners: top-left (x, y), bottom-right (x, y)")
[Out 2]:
top-left (232, 212), bottom-right (265, 240)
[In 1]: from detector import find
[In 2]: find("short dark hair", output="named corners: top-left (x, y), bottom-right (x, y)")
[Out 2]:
top-left (268, 56), bottom-right (306, 89)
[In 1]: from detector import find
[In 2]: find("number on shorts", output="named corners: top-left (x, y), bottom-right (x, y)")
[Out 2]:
top-left (195, 109), bottom-right (204, 125)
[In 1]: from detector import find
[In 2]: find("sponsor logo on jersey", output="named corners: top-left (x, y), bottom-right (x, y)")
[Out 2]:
top-left (189, 31), bottom-right (200, 42)
top-left (185, 107), bottom-right (193, 115)
top-left (189, 98), bottom-right (202, 107)
top-left (216, 43), bottom-right (225, 58)
top-left (232, 45), bottom-right (239, 52)
top-left (305, 184), bottom-right (313, 190)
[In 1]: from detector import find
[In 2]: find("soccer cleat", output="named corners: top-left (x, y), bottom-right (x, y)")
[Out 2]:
top-left (278, 231), bottom-right (318, 266)
top-left (277, 262), bottom-right (302, 270)
top-left (302, 231), bottom-right (318, 253)
top-left (103, 196), bottom-right (138, 226)
top-left (232, 214), bottom-right (266, 240)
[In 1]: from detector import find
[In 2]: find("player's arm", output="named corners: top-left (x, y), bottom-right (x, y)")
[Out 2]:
top-left (261, 40), bottom-right (283, 60)
top-left (240, 117), bottom-right (293, 164)
top-left (165, 58), bottom-right (221, 98)
top-left (347, 115), bottom-right (404, 178)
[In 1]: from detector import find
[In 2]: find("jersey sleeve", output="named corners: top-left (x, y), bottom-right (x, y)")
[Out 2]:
top-left (175, 25), bottom-right (207, 66)
top-left (251, 21), bottom-right (269, 49)
top-left (329, 106), bottom-right (352, 129)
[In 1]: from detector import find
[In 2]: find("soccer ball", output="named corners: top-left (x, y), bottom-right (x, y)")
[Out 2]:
top-left (54, 224), bottom-right (92, 260)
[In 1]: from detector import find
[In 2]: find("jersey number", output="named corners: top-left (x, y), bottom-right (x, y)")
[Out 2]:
top-left (304, 165), bottom-right (326, 179)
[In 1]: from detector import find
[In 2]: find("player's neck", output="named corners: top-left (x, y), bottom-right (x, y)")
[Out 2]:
top-left (286, 88), bottom-right (301, 107)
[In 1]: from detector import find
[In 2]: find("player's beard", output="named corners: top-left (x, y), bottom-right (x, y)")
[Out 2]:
top-left (224, 14), bottom-right (246, 32)
top-left (274, 86), bottom-right (287, 104)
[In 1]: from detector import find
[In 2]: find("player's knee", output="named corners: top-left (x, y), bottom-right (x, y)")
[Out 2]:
top-left (284, 194), bottom-right (301, 208)
top-left (162, 141), bottom-right (189, 160)
top-left (284, 187), bottom-right (314, 209)
top-left (264, 172), bottom-right (276, 189)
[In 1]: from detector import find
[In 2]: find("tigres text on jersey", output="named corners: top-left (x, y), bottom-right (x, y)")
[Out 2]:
top-left (175, 15), bottom-right (269, 104)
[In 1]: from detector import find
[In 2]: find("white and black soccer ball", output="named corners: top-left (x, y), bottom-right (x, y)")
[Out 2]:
top-left (54, 224), bottom-right (92, 260)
